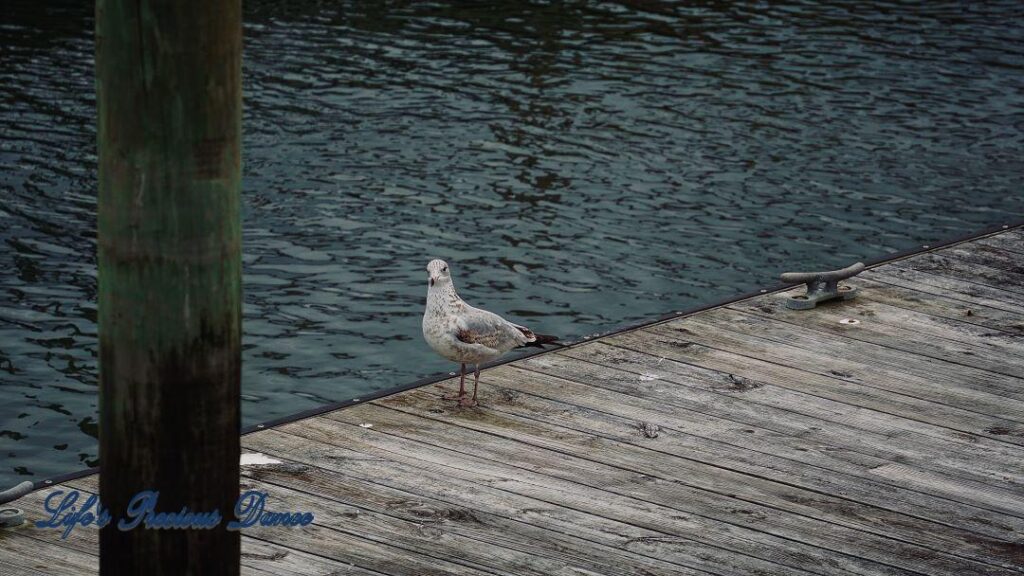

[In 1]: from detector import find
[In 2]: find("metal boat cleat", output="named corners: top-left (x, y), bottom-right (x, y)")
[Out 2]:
top-left (0, 480), bottom-right (32, 529)
top-left (0, 507), bottom-right (24, 529)
top-left (779, 262), bottom-right (865, 310)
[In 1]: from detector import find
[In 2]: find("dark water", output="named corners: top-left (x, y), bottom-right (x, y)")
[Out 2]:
top-left (2, 1), bottom-right (1022, 487)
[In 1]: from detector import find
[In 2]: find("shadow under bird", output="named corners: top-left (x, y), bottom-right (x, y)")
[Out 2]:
top-left (422, 259), bottom-right (558, 407)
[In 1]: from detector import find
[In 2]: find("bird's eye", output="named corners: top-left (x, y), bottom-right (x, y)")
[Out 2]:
top-left (442, 266), bottom-right (447, 272)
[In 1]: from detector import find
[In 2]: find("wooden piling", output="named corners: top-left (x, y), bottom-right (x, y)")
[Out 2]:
top-left (95, 0), bottom-right (242, 574)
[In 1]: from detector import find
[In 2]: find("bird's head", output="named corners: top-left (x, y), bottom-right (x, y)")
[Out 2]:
top-left (426, 259), bottom-right (451, 288)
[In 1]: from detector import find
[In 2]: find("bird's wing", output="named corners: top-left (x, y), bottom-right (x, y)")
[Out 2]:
top-left (508, 322), bottom-right (537, 341)
top-left (455, 308), bottom-right (530, 351)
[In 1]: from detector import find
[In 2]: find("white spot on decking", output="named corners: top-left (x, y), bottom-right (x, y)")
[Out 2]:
top-left (359, 423), bottom-right (373, 428)
top-left (240, 453), bottom-right (281, 466)
top-left (638, 373), bottom-right (660, 382)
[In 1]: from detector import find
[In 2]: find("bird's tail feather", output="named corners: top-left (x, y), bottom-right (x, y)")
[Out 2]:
top-left (522, 333), bottom-right (559, 349)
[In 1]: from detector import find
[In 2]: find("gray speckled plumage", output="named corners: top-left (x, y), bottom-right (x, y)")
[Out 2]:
top-left (422, 259), bottom-right (558, 407)
top-left (422, 259), bottom-right (536, 365)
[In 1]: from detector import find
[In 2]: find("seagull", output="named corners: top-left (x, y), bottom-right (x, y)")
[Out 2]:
top-left (422, 259), bottom-right (558, 407)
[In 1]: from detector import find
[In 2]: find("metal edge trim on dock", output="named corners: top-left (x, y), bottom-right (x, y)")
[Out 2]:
top-left (29, 218), bottom-right (1024, 490)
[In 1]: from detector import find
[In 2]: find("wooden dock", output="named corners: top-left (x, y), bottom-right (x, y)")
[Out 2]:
top-left (3, 227), bottom-right (1024, 575)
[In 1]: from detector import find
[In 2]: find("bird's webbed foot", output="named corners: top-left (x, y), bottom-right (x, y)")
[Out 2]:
top-left (441, 390), bottom-right (467, 401)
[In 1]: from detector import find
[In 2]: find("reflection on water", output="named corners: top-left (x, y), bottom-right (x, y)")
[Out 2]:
top-left (1, 1), bottom-right (1022, 485)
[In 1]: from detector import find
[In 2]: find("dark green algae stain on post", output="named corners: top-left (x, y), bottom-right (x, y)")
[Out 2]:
top-left (96, 0), bottom-right (242, 573)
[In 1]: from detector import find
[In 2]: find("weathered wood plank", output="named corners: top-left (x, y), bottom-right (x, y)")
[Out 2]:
top-left (236, 478), bottom-right (619, 576)
top-left (900, 251), bottom-right (1024, 296)
top-left (642, 314), bottom-right (1024, 429)
top-left (238, 539), bottom-right (384, 576)
top-left (545, 343), bottom-right (1024, 494)
top-left (677, 308), bottom-right (1024, 411)
top-left (14, 481), bottom-right (387, 576)
top-left (0, 564), bottom-right (52, 576)
top-left (238, 437), bottom-right (798, 576)
top-left (943, 242), bottom-right (1024, 277)
top-left (854, 273), bottom-right (1024, 335)
top-left (239, 450), bottom-right (725, 576)
top-left (260, 420), bottom-right (851, 569)
top-left (39, 475), bottom-right (716, 573)
top-left (275, 414), bottom-right (903, 576)
top-left (0, 561), bottom-right (62, 576)
top-left (743, 279), bottom-right (1024, 353)
top-left (325, 400), bottom-right (1015, 576)
top-left (250, 468), bottom-right (727, 575)
top-left (973, 232), bottom-right (1024, 256)
top-left (869, 263), bottom-right (1024, 315)
top-left (604, 325), bottom-right (1024, 451)
top-left (476, 361), bottom-right (1024, 560)
top-left (243, 522), bottom-right (490, 576)
top-left (727, 296), bottom-right (1024, 381)
top-left (0, 531), bottom-right (97, 576)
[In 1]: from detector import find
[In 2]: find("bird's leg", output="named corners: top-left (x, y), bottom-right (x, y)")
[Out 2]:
top-left (461, 364), bottom-right (480, 407)
top-left (443, 363), bottom-right (467, 401)
top-left (473, 364), bottom-right (480, 403)
top-left (460, 363), bottom-right (467, 397)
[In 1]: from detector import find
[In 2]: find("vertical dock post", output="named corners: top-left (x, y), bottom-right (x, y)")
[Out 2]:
top-left (96, 0), bottom-right (242, 574)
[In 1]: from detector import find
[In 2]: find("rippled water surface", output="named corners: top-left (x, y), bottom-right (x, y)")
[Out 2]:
top-left (2, 1), bottom-right (1023, 485)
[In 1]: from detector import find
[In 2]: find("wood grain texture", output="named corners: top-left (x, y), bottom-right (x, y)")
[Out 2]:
top-left (869, 263), bottom-right (1024, 314)
top-left (545, 342), bottom-right (1024, 492)
top-left (96, 0), bottom-right (243, 574)
top-left (728, 290), bottom-right (1024, 380)
top-left (3, 227), bottom-right (1023, 574)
